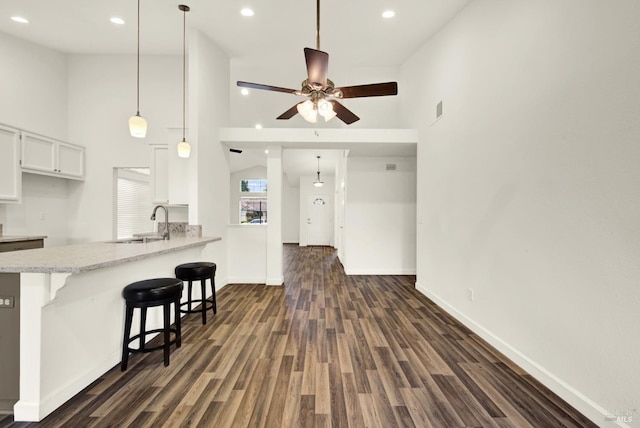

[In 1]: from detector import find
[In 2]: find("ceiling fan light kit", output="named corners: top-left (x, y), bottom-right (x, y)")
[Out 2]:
top-left (236, 0), bottom-right (398, 125)
top-left (129, 0), bottom-right (147, 138)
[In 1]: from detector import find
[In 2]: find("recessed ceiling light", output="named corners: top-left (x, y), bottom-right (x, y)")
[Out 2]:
top-left (110, 17), bottom-right (125, 25)
top-left (240, 8), bottom-right (254, 17)
top-left (264, 149), bottom-right (269, 154)
top-left (11, 16), bottom-right (29, 24)
top-left (382, 10), bottom-right (395, 19)
top-left (241, 88), bottom-right (249, 96)
top-left (255, 124), bottom-right (263, 130)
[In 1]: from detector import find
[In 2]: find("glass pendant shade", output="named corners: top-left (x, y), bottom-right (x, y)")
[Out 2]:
top-left (317, 99), bottom-right (336, 122)
top-left (129, 113), bottom-right (147, 138)
top-left (297, 99), bottom-right (317, 123)
top-left (177, 138), bottom-right (191, 158)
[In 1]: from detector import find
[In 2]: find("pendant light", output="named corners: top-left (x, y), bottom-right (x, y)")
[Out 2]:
top-left (177, 5), bottom-right (191, 158)
top-left (129, 0), bottom-right (147, 138)
top-left (313, 156), bottom-right (324, 187)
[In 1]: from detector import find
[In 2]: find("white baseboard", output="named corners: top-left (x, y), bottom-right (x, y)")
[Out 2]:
top-left (266, 276), bottom-right (284, 286)
top-left (225, 276), bottom-right (266, 284)
top-left (345, 268), bottom-right (416, 275)
top-left (415, 282), bottom-right (630, 428)
top-left (15, 350), bottom-right (120, 422)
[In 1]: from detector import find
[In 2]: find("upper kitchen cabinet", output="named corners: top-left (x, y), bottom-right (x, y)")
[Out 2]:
top-left (150, 144), bottom-right (169, 204)
top-left (0, 125), bottom-right (22, 203)
top-left (150, 129), bottom-right (189, 205)
top-left (21, 132), bottom-right (85, 180)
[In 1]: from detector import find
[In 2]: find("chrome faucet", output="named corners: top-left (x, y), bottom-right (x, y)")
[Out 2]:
top-left (150, 205), bottom-right (170, 240)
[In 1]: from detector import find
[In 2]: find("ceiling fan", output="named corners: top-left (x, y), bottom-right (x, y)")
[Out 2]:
top-left (236, 0), bottom-right (398, 125)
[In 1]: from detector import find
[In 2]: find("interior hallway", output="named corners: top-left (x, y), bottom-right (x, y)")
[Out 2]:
top-left (1, 244), bottom-right (595, 427)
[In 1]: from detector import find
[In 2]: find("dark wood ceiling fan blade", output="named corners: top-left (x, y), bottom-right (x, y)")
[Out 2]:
top-left (277, 103), bottom-right (302, 120)
top-left (335, 82), bottom-right (398, 98)
top-left (237, 81), bottom-right (298, 94)
top-left (330, 101), bottom-right (360, 124)
top-left (304, 48), bottom-right (329, 88)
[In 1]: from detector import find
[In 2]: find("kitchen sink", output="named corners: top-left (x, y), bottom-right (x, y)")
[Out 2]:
top-left (107, 236), bottom-right (165, 244)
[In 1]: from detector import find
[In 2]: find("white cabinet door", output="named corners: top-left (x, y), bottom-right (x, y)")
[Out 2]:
top-left (21, 132), bottom-right (85, 180)
top-left (21, 133), bottom-right (56, 173)
top-left (150, 137), bottom-right (189, 205)
top-left (150, 144), bottom-right (169, 204)
top-left (166, 128), bottom-right (189, 205)
top-left (0, 125), bottom-right (21, 203)
top-left (57, 142), bottom-right (85, 178)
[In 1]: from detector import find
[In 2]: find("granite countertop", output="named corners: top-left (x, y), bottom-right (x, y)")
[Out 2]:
top-left (0, 235), bottom-right (48, 243)
top-left (0, 236), bottom-right (221, 274)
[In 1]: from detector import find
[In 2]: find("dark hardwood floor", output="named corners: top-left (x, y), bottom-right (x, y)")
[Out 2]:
top-left (1, 244), bottom-right (596, 427)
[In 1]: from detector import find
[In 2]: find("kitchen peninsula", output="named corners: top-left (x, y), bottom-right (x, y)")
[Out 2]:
top-left (0, 236), bottom-right (221, 422)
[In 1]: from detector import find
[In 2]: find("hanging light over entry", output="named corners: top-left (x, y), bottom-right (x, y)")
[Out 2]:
top-left (129, 0), bottom-right (147, 138)
top-left (177, 5), bottom-right (191, 158)
top-left (313, 155), bottom-right (324, 187)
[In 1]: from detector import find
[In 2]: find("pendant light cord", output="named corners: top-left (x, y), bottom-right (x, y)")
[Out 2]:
top-left (182, 7), bottom-right (186, 141)
top-left (136, 0), bottom-right (141, 115)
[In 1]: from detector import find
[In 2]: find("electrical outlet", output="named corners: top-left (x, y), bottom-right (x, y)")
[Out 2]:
top-left (467, 288), bottom-right (474, 301)
top-left (0, 296), bottom-right (15, 308)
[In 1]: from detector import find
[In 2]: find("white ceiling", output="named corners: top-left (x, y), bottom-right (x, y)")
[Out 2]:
top-left (0, 0), bottom-right (471, 61)
top-left (1, 0), bottom-right (470, 181)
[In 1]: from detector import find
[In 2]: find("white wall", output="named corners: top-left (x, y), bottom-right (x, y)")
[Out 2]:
top-left (0, 175), bottom-right (69, 248)
top-left (282, 176), bottom-right (300, 243)
top-left (66, 55), bottom-right (182, 243)
top-left (402, 0), bottom-right (640, 425)
top-left (0, 33), bottom-right (68, 139)
top-left (0, 33), bottom-right (71, 246)
top-left (189, 30), bottom-right (231, 286)
top-left (343, 156), bottom-right (416, 275)
top-left (226, 225), bottom-right (267, 283)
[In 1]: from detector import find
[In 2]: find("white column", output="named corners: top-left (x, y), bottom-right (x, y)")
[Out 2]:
top-left (266, 146), bottom-right (283, 285)
top-left (15, 273), bottom-right (47, 421)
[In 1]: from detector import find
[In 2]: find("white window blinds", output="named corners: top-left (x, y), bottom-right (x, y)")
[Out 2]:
top-left (116, 168), bottom-right (151, 239)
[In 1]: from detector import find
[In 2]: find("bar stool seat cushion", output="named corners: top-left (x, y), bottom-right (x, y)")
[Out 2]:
top-left (175, 262), bottom-right (216, 280)
top-left (123, 278), bottom-right (183, 303)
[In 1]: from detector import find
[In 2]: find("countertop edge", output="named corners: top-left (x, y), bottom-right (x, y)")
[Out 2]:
top-left (0, 236), bottom-right (48, 243)
top-left (0, 237), bottom-right (221, 274)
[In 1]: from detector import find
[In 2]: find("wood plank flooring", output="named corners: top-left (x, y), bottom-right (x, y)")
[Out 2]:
top-left (1, 244), bottom-right (596, 427)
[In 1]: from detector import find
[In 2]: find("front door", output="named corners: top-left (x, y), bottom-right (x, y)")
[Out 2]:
top-left (306, 194), bottom-right (333, 246)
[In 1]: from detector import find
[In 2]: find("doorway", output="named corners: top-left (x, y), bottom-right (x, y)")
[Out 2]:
top-left (306, 194), bottom-right (333, 246)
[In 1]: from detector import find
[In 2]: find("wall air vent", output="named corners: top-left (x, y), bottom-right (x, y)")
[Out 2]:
top-left (386, 163), bottom-right (397, 171)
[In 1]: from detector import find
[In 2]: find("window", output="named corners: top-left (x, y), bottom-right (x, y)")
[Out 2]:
top-left (240, 198), bottom-right (267, 224)
top-left (115, 168), bottom-right (151, 239)
top-left (240, 179), bottom-right (267, 193)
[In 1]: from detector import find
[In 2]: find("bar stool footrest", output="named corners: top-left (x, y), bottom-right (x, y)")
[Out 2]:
top-left (180, 299), bottom-right (215, 314)
top-left (125, 328), bottom-right (179, 354)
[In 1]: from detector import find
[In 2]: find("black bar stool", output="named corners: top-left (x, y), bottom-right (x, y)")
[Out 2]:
top-left (121, 278), bottom-right (183, 371)
top-left (175, 262), bottom-right (217, 325)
